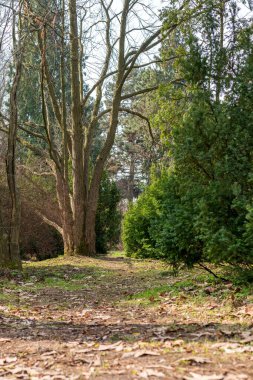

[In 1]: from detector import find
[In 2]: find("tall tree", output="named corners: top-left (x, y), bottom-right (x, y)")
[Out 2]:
top-left (0, 0), bottom-right (24, 269)
top-left (123, 0), bottom-right (253, 268)
top-left (1, 0), bottom-right (202, 256)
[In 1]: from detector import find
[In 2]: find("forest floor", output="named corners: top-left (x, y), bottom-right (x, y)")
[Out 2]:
top-left (0, 252), bottom-right (252, 380)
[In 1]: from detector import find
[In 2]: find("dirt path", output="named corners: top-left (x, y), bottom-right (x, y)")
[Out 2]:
top-left (0, 253), bottom-right (252, 379)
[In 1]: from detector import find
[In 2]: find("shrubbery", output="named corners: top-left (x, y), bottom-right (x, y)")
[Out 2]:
top-left (123, 12), bottom-right (253, 270)
top-left (123, 166), bottom-right (253, 269)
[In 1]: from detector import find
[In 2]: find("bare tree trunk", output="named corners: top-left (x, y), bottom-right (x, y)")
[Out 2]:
top-left (20, 0), bottom-right (166, 257)
top-left (83, 202), bottom-right (97, 256)
top-left (54, 168), bottom-right (75, 255)
top-left (0, 199), bottom-right (9, 268)
top-left (81, 0), bottom-right (130, 256)
top-left (216, 0), bottom-right (225, 102)
top-left (5, 17), bottom-right (22, 269)
top-left (128, 146), bottom-right (135, 202)
top-left (69, 0), bottom-right (85, 253)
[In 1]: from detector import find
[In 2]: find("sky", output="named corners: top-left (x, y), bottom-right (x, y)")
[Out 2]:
top-left (83, 0), bottom-right (163, 85)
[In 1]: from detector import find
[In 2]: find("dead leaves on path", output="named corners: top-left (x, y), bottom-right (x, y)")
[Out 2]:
top-left (122, 349), bottom-right (160, 359)
top-left (176, 357), bottom-right (212, 365)
top-left (184, 374), bottom-right (224, 380)
top-left (184, 373), bottom-right (249, 380)
top-left (213, 342), bottom-right (253, 353)
top-left (1, 256), bottom-right (253, 379)
top-left (0, 356), bottom-right (17, 365)
top-left (138, 368), bottom-right (166, 378)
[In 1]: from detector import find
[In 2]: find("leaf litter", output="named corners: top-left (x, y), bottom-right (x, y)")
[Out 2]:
top-left (0, 254), bottom-right (252, 379)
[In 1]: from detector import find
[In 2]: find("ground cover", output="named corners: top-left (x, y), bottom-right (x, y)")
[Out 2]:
top-left (0, 253), bottom-right (252, 379)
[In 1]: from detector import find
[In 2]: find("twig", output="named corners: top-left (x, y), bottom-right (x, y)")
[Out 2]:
top-left (198, 263), bottom-right (229, 283)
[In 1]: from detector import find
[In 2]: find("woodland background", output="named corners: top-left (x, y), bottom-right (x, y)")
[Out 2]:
top-left (0, 0), bottom-right (252, 280)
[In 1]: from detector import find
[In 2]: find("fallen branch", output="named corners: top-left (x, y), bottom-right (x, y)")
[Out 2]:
top-left (198, 263), bottom-right (229, 283)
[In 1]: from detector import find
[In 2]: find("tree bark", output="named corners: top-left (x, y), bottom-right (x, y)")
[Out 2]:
top-left (69, 0), bottom-right (85, 253)
top-left (4, 16), bottom-right (22, 269)
top-left (0, 200), bottom-right (9, 268)
top-left (54, 168), bottom-right (75, 255)
top-left (21, 0), bottom-right (164, 257)
top-left (128, 154), bottom-right (135, 202)
top-left (80, 0), bottom-right (130, 256)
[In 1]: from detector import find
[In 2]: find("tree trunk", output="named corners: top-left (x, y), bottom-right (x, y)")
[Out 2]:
top-left (69, 0), bottom-right (85, 253)
top-left (4, 33), bottom-right (22, 269)
top-left (54, 168), bottom-right (75, 255)
top-left (22, 0), bottom-right (162, 258)
top-left (83, 209), bottom-right (96, 256)
top-left (82, 187), bottom-right (100, 256)
top-left (128, 154), bottom-right (135, 202)
top-left (79, 0), bottom-right (130, 256)
top-left (0, 200), bottom-right (10, 268)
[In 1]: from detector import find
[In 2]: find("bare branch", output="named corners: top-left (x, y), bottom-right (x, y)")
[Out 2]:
top-left (18, 125), bottom-right (47, 142)
top-left (35, 210), bottom-right (63, 235)
top-left (119, 107), bottom-right (155, 142)
top-left (19, 165), bottom-right (54, 177)
top-left (121, 85), bottom-right (159, 100)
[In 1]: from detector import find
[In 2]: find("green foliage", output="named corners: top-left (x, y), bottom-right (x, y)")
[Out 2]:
top-left (122, 171), bottom-right (202, 267)
top-left (96, 173), bottom-right (121, 253)
top-left (123, 1), bottom-right (253, 272)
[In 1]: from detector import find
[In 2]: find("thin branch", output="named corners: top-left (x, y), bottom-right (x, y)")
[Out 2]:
top-left (121, 85), bottom-right (159, 100)
top-left (0, 125), bottom-right (47, 157)
top-left (19, 165), bottom-right (54, 177)
top-left (119, 107), bottom-right (154, 142)
top-left (198, 263), bottom-right (229, 283)
top-left (37, 30), bottom-right (62, 128)
top-left (18, 125), bottom-right (47, 141)
top-left (35, 210), bottom-right (63, 235)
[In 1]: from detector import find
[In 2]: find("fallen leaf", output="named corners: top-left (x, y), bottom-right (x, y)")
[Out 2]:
top-left (138, 368), bottom-right (165, 378)
top-left (223, 346), bottom-right (253, 354)
top-left (41, 351), bottom-right (57, 357)
top-left (240, 335), bottom-right (253, 344)
top-left (177, 357), bottom-right (211, 365)
top-left (0, 338), bottom-right (11, 343)
top-left (122, 350), bottom-right (160, 359)
top-left (135, 350), bottom-right (160, 358)
top-left (172, 339), bottom-right (185, 346)
top-left (96, 341), bottom-right (124, 351)
top-left (80, 309), bottom-right (93, 317)
top-left (147, 365), bottom-right (173, 370)
top-left (92, 355), bottom-right (102, 367)
top-left (184, 373), bottom-right (224, 380)
top-left (0, 356), bottom-right (17, 365)
top-left (224, 374), bottom-right (248, 380)
top-left (240, 331), bottom-right (253, 343)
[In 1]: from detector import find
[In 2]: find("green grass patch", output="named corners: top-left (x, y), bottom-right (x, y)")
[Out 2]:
top-left (38, 277), bottom-right (87, 291)
top-left (0, 292), bottom-right (15, 303)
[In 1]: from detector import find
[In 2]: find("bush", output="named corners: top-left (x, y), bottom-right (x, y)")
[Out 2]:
top-left (123, 21), bottom-right (253, 271)
top-left (123, 167), bottom-right (253, 268)
top-left (122, 171), bottom-right (203, 267)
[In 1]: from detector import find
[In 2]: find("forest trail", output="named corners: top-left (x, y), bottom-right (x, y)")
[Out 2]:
top-left (0, 253), bottom-right (252, 380)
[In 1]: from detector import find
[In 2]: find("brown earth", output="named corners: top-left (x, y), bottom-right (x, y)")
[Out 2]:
top-left (0, 254), bottom-right (252, 379)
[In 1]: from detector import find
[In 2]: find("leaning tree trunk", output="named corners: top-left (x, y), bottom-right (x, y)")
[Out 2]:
top-left (4, 42), bottom-right (23, 269)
